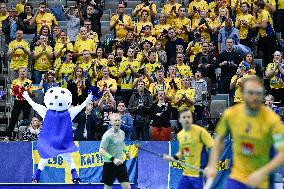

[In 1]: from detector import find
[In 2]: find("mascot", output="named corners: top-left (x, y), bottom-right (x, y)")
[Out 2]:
top-left (23, 87), bottom-right (92, 183)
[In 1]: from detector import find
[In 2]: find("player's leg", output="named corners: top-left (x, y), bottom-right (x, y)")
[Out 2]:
top-left (32, 158), bottom-right (48, 182)
top-left (61, 153), bottom-right (81, 183)
top-left (223, 178), bottom-right (251, 189)
top-left (117, 163), bottom-right (130, 189)
top-left (101, 162), bottom-right (116, 189)
top-left (177, 175), bottom-right (192, 189)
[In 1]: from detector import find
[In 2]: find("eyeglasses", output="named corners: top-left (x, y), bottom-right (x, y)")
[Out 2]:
top-left (244, 89), bottom-right (264, 96)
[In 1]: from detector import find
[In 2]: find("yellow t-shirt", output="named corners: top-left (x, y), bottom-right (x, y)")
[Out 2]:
top-left (172, 17), bottom-right (191, 42)
top-left (188, 0), bottom-right (209, 19)
top-left (256, 9), bottom-right (273, 37)
top-left (162, 3), bottom-right (182, 24)
top-left (97, 78), bottom-right (117, 93)
top-left (36, 12), bottom-right (58, 32)
top-left (77, 60), bottom-right (98, 85)
top-left (192, 18), bottom-right (214, 42)
top-left (107, 65), bottom-right (119, 78)
top-left (175, 88), bottom-right (196, 112)
top-left (266, 62), bottom-right (284, 89)
top-left (135, 21), bottom-right (153, 34)
top-left (110, 14), bottom-right (133, 40)
top-left (8, 40), bottom-right (30, 70)
top-left (216, 104), bottom-right (284, 189)
top-left (278, 0), bottom-right (284, 9)
top-left (76, 31), bottom-right (99, 44)
top-left (231, 0), bottom-right (251, 16)
top-left (177, 125), bottom-right (214, 177)
top-left (34, 45), bottom-right (53, 71)
top-left (16, 3), bottom-right (25, 14)
top-left (10, 78), bottom-right (32, 101)
top-left (149, 82), bottom-right (170, 95)
top-left (140, 36), bottom-right (157, 46)
top-left (54, 42), bottom-right (74, 68)
top-left (153, 23), bottom-right (171, 46)
top-left (186, 41), bottom-right (202, 63)
top-left (119, 60), bottom-right (141, 90)
top-left (144, 62), bottom-right (161, 79)
top-left (0, 13), bottom-right (8, 28)
top-left (74, 39), bottom-right (97, 62)
top-left (134, 3), bottom-right (157, 21)
top-left (236, 14), bottom-right (255, 39)
top-left (230, 74), bottom-right (250, 103)
top-left (176, 64), bottom-right (193, 78)
top-left (56, 62), bottom-right (75, 88)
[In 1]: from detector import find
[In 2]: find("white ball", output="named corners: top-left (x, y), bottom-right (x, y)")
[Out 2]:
top-left (44, 87), bottom-right (72, 111)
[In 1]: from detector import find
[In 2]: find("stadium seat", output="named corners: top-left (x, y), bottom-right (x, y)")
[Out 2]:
top-left (211, 94), bottom-right (230, 107)
top-left (209, 100), bottom-right (227, 119)
top-left (273, 172), bottom-right (284, 189)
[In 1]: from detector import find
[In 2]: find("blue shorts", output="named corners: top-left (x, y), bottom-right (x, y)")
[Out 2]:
top-left (178, 175), bottom-right (203, 189)
top-left (224, 178), bottom-right (256, 189)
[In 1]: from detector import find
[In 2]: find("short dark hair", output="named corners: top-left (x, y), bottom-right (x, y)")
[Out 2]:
top-left (241, 1), bottom-right (250, 8)
top-left (24, 2), bottom-right (33, 10)
top-left (148, 49), bottom-right (156, 56)
top-left (64, 50), bottom-right (73, 56)
top-left (39, 2), bottom-right (46, 6)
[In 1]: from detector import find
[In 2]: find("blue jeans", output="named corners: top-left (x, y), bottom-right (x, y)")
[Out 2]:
top-left (33, 70), bottom-right (46, 84)
top-left (178, 175), bottom-right (203, 189)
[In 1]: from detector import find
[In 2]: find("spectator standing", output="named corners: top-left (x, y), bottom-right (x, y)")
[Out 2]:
top-left (54, 31), bottom-right (74, 68)
top-left (33, 35), bottom-right (53, 84)
top-left (218, 38), bottom-right (241, 94)
top-left (218, 18), bottom-right (240, 53)
top-left (155, 40), bottom-right (167, 67)
top-left (110, 3), bottom-right (134, 40)
top-left (30, 2), bottom-right (57, 33)
top-left (133, 0), bottom-right (157, 22)
top-left (97, 66), bottom-right (117, 94)
top-left (30, 25), bottom-right (55, 51)
top-left (38, 70), bottom-right (59, 94)
top-left (18, 3), bottom-right (36, 34)
top-left (0, 3), bottom-right (8, 27)
top-left (175, 53), bottom-right (193, 78)
top-left (265, 94), bottom-right (280, 114)
top-left (7, 29), bottom-right (31, 80)
top-left (161, 0), bottom-right (181, 25)
top-left (150, 90), bottom-right (171, 141)
top-left (173, 7), bottom-right (191, 45)
top-left (82, 17), bottom-right (99, 44)
top-left (73, 102), bottom-right (103, 141)
top-left (135, 10), bottom-right (153, 36)
top-left (265, 51), bottom-right (284, 106)
top-left (245, 52), bottom-right (262, 77)
top-left (117, 101), bottom-right (133, 141)
top-left (16, 0), bottom-right (26, 15)
top-left (22, 117), bottom-right (41, 141)
top-left (82, 3), bottom-right (103, 39)
top-left (154, 14), bottom-right (171, 47)
top-left (188, 0), bottom-right (209, 20)
top-left (128, 80), bottom-right (153, 140)
top-left (165, 28), bottom-right (184, 66)
top-left (6, 67), bottom-right (32, 141)
top-left (191, 70), bottom-right (207, 123)
top-left (64, 5), bottom-right (82, 44)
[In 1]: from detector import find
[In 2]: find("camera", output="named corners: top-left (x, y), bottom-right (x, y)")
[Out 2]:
top-left (199, 18), bottom-right (207, 25)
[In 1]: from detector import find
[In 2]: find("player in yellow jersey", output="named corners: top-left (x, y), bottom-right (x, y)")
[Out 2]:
top-left (163, 108), bottom-right (213, 189)
top-left (205, 76), bottom-right (284, 189)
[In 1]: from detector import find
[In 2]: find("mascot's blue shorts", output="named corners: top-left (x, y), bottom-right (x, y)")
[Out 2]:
top-left (178, 175), bottom-right (203, 189)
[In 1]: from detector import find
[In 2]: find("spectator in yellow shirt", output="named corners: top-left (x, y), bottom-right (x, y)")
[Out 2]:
top-left (154, 14), bottom-right (171, 47)
top-left (173, 7), bottom-right (191, 43)
top-left (149, 68), bottom-right (171, 98)
top-left (83, 19), bottom-right (99, 44)
top-left (213, 7), bottom-right (228, 32)
top-left (188, 0), bottom-right (209, 20)
top-left (135, 9), bottom-right (153, 36)
top-left (33, 35), bottom-right (53, 84)
top-left (7, 29), bottom-right (31, 80)
top-left (236, 2), bottom-right (255, 49)
top-left (74, 27), bottom-right (97, 61)
top-left (208, 0), bottom-right (227, 19)
top-left (175, 76), bottom-right (196, 112)
top-left (77, 50), bottom-right (97, 84)
top-left (144, 49), bottom-right (161, 80)
top-left (192, 10), bottom-right (214, 42)
top-left (133, 0), bottom-right (157, 21)
top-left (0, 3), bottom-right (9, 27)
top-left (16, 0), bottom-right (26, 15)
top-left (176, 53), bottom-right (193, 78)
top-left (140, 25), bottom-right (156, 45)
top-left (30, 2), bottom-right (58, 33)
top-left (95, 46), bottom-right (107, 67)
top-left (162, 0), bottom-right (181, 25)
top-left (106, 53), bottom-right (119, 79)
top-left (186, 31), bottom-right (203, 63)
top-left (54, 31), bottom-right (74, 68)
top-left (110, 3), bottom-right (134, 40)
top-left (97, 66), bottom-right (118, 94)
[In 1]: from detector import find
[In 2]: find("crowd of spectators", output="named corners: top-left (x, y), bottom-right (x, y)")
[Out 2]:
top-left (2, 0), bottom-right (284, 141)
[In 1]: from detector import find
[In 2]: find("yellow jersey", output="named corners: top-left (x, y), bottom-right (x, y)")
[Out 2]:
top-left (236, 14), bottom-right (255, 39)
top-left (97, 78), bottom-right (117, 93)
top-left (56, 62), bottom-right (75, 88)
top-left (172, 17), bottom-right (191, 42)
top-left (162, 3), bottom-right (182, 24)
top-left (153, 23), bottom-right (171, 46)
top-left (107, 65), bottom-right (119, 78)
top-left (134, 3), bottom-right (157, 21)
top-left (10, 78), bottom-right (32, 101)
top-left (256, 9), bottom-right (273, 37)
top-left (186, 41), bottom-right (202, 63)
top-left (140, 36), bottom-right (157, 46)
top-left (176, 88), bottom-right (196, 112)
top-left (110, 14), bottom-right (133, 40)
top-left (36, 12), bottom-right (58, 32)
top-left (76, 31), bottom-right (99, 44)
top-left (177, 125), bottom-right (214, 177)
top-left (74, 39), bottom-right (97, 62)
top-left (77, 60), bottom-right (98, 85)
top-left (0, 13), bottom-right (8, 27)
top-left (135, 21), bottom-right (153, 34)
top-left (266, 62), bottom-right (284, 89)
top-left (16, 3), bottom-right (25, 14)
top-left (149, 81), bottom-right (170, 95)
top-left (119, 60), bottom-right (141, 90)
top-left (144, 62), bottom-right (161, 78)
top-left (230, 74), bottom-right (250, 103)
top-left (8, 39), bottom-right (30, 70)
top-left (176, 64), bottom-right (193, 78)
top-left (188, 0), bottom-right (209, 19)
top-left (192, 18), bottom-right (214, 42)
top-left (278, 0), bottom-right (284, 9)
top-left (216, 104), bottom-right (284, 189)
top-left (54, 41), bottom-right (74, 68)
top-left (33, 45), bottom-right (53, 71)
